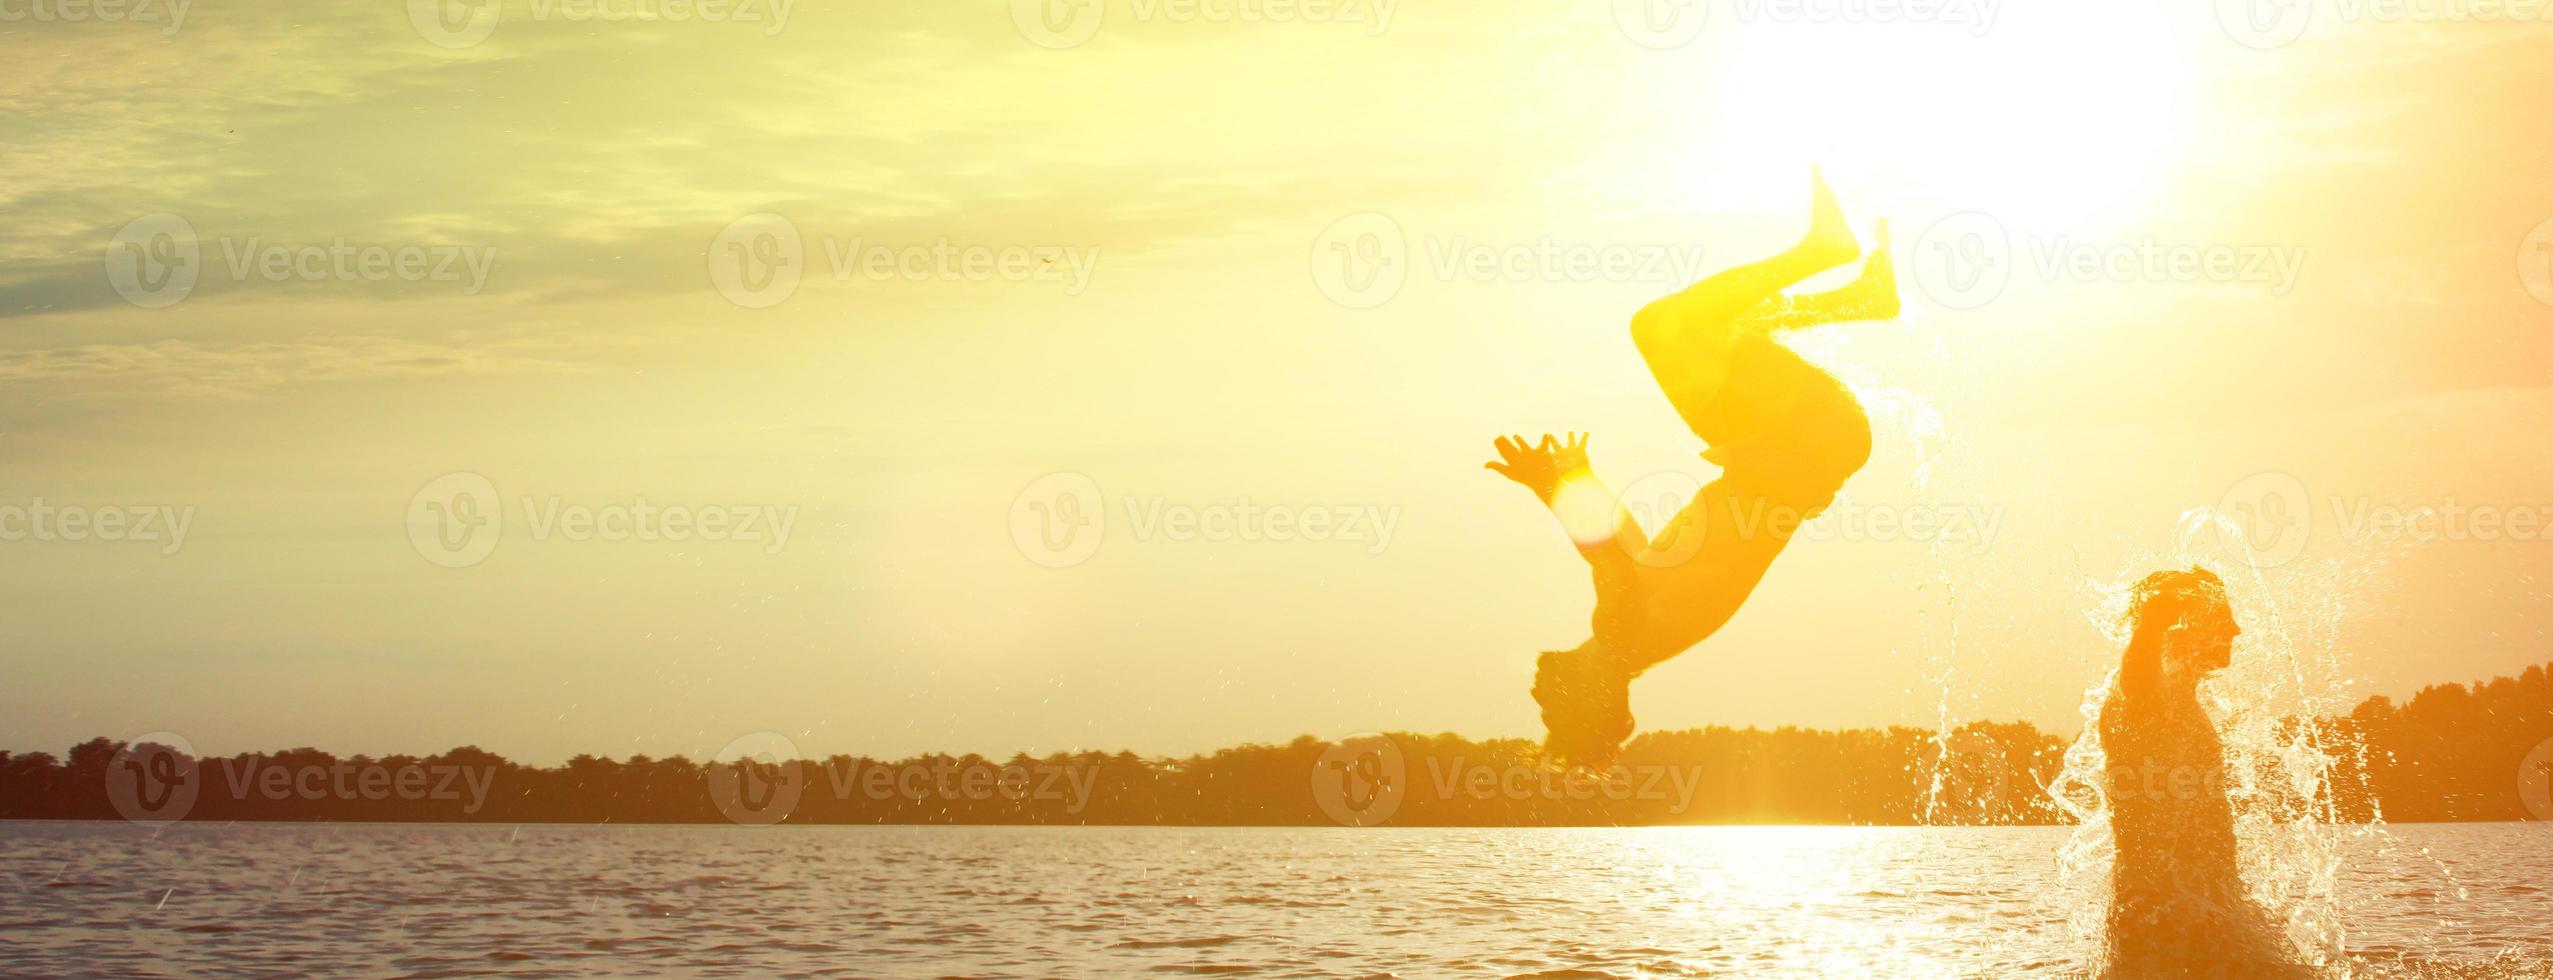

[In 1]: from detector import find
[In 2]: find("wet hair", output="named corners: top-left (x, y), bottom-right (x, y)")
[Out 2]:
top-left (2120, 566), bottom-right (2236, 698)
top-left (2128, 566), bottom-right (2233, 634)
top-left (1532, 642), bottom-right (1635, 771)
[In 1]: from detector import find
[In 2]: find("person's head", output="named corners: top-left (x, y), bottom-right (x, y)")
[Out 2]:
top-left (2128, 566), bottom-right (2240, 676)
top-left (1533, 640), bottom-right (1634, 771)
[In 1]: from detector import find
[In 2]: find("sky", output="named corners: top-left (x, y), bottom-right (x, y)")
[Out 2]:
top-left (2, 0), bottom-right (2549, 765)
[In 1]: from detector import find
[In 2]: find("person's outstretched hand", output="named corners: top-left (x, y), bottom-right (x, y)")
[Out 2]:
top-left (1486, 434), bottom-right (1558, 498)
top-left (1550, 431), bottom-right (1590, 476)
top-left (1486, 433), bottom-right (1590, 500)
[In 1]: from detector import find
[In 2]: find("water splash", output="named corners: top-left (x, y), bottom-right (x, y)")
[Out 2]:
top-left (2045, 504), bottom-right (2397, 976)
top-left (1793, 325), bottom-right (1999, 827)
top-left (1816, 331), bottom-right (1994, 827)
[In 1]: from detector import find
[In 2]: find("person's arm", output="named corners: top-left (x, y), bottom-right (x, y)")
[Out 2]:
top-left (2118, 607), bottom-right (2171, 703)
top-left (1488, 434), bottom-right (1651, 663)
top-left (1485, 433), bottom-right (1648, 569)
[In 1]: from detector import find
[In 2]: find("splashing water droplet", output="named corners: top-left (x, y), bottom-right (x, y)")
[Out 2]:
top-left (2040, 503), bottom-right (2427, 973)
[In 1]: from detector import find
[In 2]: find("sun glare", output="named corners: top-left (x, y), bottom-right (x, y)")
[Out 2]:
top-left (1553, 474), bottom-right (1628, 546)
top-left (1685, 9), bottom-right (2201, 234)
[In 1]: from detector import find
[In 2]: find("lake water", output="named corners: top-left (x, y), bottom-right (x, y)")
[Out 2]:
top-left (1, 822), bottom-right (2547, 977)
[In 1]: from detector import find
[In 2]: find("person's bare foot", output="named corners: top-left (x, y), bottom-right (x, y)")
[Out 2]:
top-left (1798, 168), bottom-right (1861, 269)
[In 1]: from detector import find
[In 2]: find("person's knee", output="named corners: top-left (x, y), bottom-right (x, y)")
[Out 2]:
top-left (1628, 301), bottom-right (1676, 355)
top-left (1836, 400), bottom-right (1874, 474)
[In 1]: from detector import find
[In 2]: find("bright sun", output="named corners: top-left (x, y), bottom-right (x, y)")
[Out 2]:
top-left (1664, 8), bottom-right (2202, 236)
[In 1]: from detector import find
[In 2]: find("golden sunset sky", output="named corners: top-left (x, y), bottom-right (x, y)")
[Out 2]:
top-left (3, 0), bottom-right (2549, 763)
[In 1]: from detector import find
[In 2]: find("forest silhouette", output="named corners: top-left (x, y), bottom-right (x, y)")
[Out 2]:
top-left (4, 661), bottom-right (2545, 826)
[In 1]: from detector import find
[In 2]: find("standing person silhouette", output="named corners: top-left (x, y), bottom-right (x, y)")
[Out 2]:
top-left (1485, 172), bottom-right (1897, 768)
top-left (2096, 567), bottom-right (2303, 977)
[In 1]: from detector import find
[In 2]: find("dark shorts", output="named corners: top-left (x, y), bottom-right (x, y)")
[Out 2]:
top-left (1675, 335), bottom-right (1872, 512)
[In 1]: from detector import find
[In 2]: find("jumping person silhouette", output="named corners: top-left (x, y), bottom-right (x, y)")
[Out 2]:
top-left (2098, 567), bottom-right (2302, 976)
top-left (1485, 172), bottom-right (1897, 768)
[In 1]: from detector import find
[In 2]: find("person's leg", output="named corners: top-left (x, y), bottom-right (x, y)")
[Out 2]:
top-left (1630, 172), bottom-right (1860, 412)
top-left (1538, 175), bottom-right (1887, 772)
top-left (1680, 222), bottom-right (1892, 469)
top-left (1736, 220), bottom-right (1899, 332)
top-left (1537, 469), bottom-right (1834, 768)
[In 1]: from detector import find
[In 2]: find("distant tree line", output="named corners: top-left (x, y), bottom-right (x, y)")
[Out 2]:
top-left (2328, 660), bottom-right (2553, 822)
top-left (3, 661), bottom-right (2544, 826)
